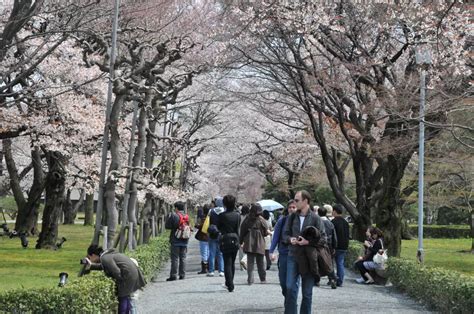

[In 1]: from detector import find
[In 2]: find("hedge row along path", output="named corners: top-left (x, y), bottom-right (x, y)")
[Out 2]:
top-left (138, 237), bottom-right (431, 313)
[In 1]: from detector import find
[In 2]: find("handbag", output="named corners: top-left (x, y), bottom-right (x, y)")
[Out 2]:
top-left (373, 240), bottom-right (388, 268)
top-left (220, 233), bottom-right (240, 253)
top-left (201, 214), bottom-right (210, 234)
top-left (316, 245), bottom-right (334, 277)
top-left (195, 229), bottom-right (208, 241)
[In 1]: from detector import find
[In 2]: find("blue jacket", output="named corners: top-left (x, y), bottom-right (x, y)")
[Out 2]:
top-left (270, 216), bottom-right (289, 256)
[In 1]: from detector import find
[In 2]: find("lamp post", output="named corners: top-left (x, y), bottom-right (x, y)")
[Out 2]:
top-left (415, 45), bottom-right (432, 264)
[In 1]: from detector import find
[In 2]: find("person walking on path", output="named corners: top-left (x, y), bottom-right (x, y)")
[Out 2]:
top-left (270, 199), bottom-right (297, 299)
top-left (85, 245), bottom-right (146, 314)
top-left (165, 201), bottom-right (189, 281)
top-left (240, 203), bottom-right (269, 285)
top-left (331, 204), bottom-right (350, 287)
top-left (283, 190), bottom-right (326, 314)
top-left (317, 206), bottom-right (338, 289)
top-left (238, 204), bottom-right (250, 270)
top-left (262, 209), bottom-right (273, 270)
top-left (217, 194), bottom-right (241, 292)
top-left (207, 197), bottom-right (225, 277)
top-left (195, 204), bottom-right (210, 274)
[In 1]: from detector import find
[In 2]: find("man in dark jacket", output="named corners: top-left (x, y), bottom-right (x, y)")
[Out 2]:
top-left (331, 204), bottom-right (350, 287)
top-left (283, 190), bottom-right (326, 314)
top-left (165, 201), bottom-right (189, 281)
top-left (317, 206), bottom-right (338, 289)
top-left (86, 245), bottom-right (146, 314)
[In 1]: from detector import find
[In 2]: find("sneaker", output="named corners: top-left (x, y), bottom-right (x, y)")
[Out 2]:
top-left (219, 272), bottom-right (224, 277)
top-left (179, 276), bottom-right (185, 280)
top-left (356, 277), bottom-right (365, 284)
top-left (221, 284), bottom-right (228, 289)
top-left (240, 260), bottom-right (247, 270)
top-left (207, 273), bottom-right (215, 277)
top-left (336, 282), bottom-right (343, 287)
top-left (260, 280), bottom-right (267, 284)
top-left (166, 277), bottom-right (177, 281)
top-left (365, 279), bottom-right (375, 284)
top-left (330, 280), bottom-right (337, 289)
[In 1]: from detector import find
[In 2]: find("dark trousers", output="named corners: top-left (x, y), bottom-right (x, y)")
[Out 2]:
top-left (118, 296), bottom-right (131, 314)
top-left (356, 259), bottom-right (368, 278)
top-left (247, 252), bottom-right (266, 284)
top-left (170, 246), bottom-right (187, 278)
top-left (223, 250), bottom-right (238, 291)
top-left (265, 249), bottom-right (272, 269)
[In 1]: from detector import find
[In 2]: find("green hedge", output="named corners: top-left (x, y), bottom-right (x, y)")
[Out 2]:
top-left (0, 273), bottom-right (116, 313)
top-left (344, 240), bottom-right (364, 269)
top-left (387, 258), bottom-right (474, 313)
top-left (408, 225), bottom-right (470, 238)
top-left (0, 233), bottom-right (170, 313)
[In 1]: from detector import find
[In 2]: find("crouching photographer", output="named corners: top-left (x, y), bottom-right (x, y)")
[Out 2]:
top-left (82, 245), bottom-right (146, 314)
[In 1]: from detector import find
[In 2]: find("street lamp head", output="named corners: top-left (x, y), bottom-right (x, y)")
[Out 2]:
top-left (415, 44), bottom-right (432, 66)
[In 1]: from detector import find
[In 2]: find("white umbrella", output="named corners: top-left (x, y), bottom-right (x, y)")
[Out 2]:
top-left (257, 199), bottom-right (284, 212)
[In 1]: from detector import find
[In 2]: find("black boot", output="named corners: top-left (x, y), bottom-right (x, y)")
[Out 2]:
top-left (197, 261), bottom-right (208, 274)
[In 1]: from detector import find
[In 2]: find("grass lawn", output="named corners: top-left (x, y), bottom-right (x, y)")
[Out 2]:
top-left (401, 238), bottom-right (474, 276)
top-left (0, 224), bottom-right (95, 291)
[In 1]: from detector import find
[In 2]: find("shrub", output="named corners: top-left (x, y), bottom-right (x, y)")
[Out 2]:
top-left (408, 225), bottom-right (470, 239)
top-left (128, 233), bottom-right (170, 281)
top-left (387, 258), bottom-right (474, 313)
top-left (0, 273), bottom-right (116, 313)
top-left (0, 233), bottom-right (170, 313)
top-left (344, 240), bottom-right (364, 269)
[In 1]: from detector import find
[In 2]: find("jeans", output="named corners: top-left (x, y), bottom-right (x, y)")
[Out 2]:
top-left (223, 250), bottom-right (238, 291)
top-left (118, 296), bottom-right (131, 314)
top-left (335, 250), bottom-right (347, 285)
top-left (170, 246), bottom-right (187, 278)
top-left (199, 241), bottom-right (209, 263)
top-left (208, 238), bottom-right (224, 273)
top-left (286, 255), bottom-right (314, 314)
top-left (277, 254), bottom-right (288, 297)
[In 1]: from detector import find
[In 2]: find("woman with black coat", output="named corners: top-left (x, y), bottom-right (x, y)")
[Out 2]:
top-left (217, 194), bottom-right (241, 292)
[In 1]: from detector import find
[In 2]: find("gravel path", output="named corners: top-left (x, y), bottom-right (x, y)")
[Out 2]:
top-left (137, 237), bottom-right (430, 313)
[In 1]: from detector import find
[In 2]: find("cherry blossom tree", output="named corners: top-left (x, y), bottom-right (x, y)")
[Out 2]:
top-left (224, 1), bottom-right (471, 256)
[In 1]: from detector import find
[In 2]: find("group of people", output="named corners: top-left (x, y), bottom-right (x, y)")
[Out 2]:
top-left (81, 190), bottom-right (386, 314)
top-left (164, 190), bottom-right (358, 314)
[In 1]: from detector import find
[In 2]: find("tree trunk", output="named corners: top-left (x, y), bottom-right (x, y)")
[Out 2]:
top-left (126, 106), bottom-right (148, 249)
top-left (374, 155), bottom-right (411, 257)
top-left (3, 140), bottom-right (44, 234)
top-left (84, 193), bottom-right (94, 226)
top-left (64, 189), bottom-right (84, 224)
top-left (470, 210), bottom-right (473, 253)
top-left (36, 151), bottom-right (67, 249)
top-left (62, 189), bottom-right (73, 224)
top-left (103, 93), bottom-right (126, 248)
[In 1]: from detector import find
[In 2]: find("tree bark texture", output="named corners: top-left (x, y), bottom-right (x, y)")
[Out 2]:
top-left (3, 139), bottom-right (44, 234)
top-left (36, 151), bottom-right (66, 249)
top-left (84, 193), bottom-right (94, 226)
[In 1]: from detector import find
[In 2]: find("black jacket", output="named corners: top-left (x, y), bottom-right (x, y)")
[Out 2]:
top-left (332, 216), bottom-right (350, 250)
top-left (217, 210), bottom-right (240, 235)
top-left (283, 210), bottom-right (326, 256)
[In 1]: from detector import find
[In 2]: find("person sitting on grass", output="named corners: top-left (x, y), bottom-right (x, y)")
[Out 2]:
top-left (354, 227), bottom-right (384, 284)
top-left (85, 244), bottom-right (146, 314)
